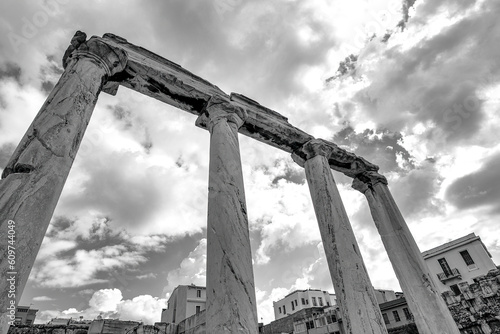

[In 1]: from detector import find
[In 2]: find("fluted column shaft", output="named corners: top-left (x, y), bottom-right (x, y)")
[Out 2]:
top-left (353, 172), bottom-right (460, 334)
top-left (196, 97), bottom-right (258, 333)
top-left (0, 33), bottom-right (127, 333)
top-left (292, 139), bottom-right (387, 334)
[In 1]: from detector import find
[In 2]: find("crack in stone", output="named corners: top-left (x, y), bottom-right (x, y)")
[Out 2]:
top-left (33, 128), bottom-right (65, 158)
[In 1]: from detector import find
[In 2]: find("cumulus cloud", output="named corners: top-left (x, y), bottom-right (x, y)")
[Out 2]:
top-left (389, 158), bottom-right (446, 219)
top-left (163, 238), bottom-right (207, 296)
top-left (332, 0), bottom-right (500, 154)
top-left (31, 244), bottom-right (147, 288)
top-left (243, 159), bottom-right (321, 264)
top-left (36, 288), bottom-right (167, 325)
top-left (255, 287), bottom-right (290, 323)
top-left (332, 126), bottom-right (415, 174)
top-left (89, 289), bottom-right (123, 313)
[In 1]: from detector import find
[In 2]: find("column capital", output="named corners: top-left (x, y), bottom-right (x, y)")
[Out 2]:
top-left (352, 171), bottom-right (388, 193)
top-left (291, 138), bottom-right (379, 177)
top-left (196, 95), bottom-right (247, 133)
top-left (291, 139), bottom-right (334, 167)
top-left (62, 31), bottom-right (128, 77)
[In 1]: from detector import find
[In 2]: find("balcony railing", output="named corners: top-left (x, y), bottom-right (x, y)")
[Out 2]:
top-left (437, 268), bottom-right (461, 282)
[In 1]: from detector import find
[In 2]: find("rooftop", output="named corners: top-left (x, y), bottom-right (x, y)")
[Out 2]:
top-left (379, 297), bottom-right (407, 311)
top-left (282, 288), bottom-right (332, 300)
top-left (421, 233), bottom-right (491, 259)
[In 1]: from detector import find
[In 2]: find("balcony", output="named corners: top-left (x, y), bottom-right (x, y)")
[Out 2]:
top-left (437, 268), bottom-right (461, 283)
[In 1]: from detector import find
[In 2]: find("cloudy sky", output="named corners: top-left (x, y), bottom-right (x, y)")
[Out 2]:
top-left (1, 0), bottom-right (499, 326)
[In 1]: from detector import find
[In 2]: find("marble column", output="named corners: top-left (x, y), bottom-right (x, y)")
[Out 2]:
top-left (196, 96), bottom-right (258, 333)
top-left (292, 139), bottom-right (387, 334)
top-left (352, 172), bottom-right (460, 334)
top-left (0, 32), bottom-right (127, 333)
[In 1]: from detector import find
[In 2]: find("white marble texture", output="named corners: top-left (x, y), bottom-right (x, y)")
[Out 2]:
top-left (200, 98), bottom-right (258, 333)
top-left (302, 150), bottom-right (387, 334)
top-left (0, 38), bottom-right (127, 334)
top-left (353, 173), bottom-right (460, 334)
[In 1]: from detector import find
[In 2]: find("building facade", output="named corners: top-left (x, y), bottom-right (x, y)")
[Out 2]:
top-left (13, 306), bottom-right (38, 325)
top-left (273, 289), bottom-right (336, 321)
top-left (293, 309), bottom-right (343, 334)
top-left (422, 233), bottom-right (497, 294)
top-left (289, 290), bottom-right (399, 334)
top-left (161, 285), bottom-right (206, 324)
top-left (379, 298), bottom-right (413, 331)
top-left (290, 233), bottom-right (499, 334)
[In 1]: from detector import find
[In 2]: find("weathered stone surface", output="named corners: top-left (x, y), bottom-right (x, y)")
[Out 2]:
top-left (443, 268), bottom-right (500, 333)
top-left (261, 307), bottom-right (325, 334)
top-left (62, 30), bottom-right (87, 68)
top-left (101, 33), bottom-right (225, 115)
top-left (228, 93), bottom-right (313, 153)
top-left (0, 33), bottom-right (127, 334)
top-left (176, 310), bottom-right (206, 334)
top-left (291, 138), bottom-right (379, 177)
top-left (8, 325), bottom-right (89, 334)
top-left (198, 97), bottom-right (258, 333)
top-left (353, 172), bottom-right (460, 334)
top-left (295, 140), bottom-right (387, 334)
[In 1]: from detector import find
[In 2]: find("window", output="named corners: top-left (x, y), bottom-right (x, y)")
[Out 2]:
top-left (196, 306), bottom-right (201, 314)
top-left (403, 307), bottom-right (412, 320)
top-left (382, 313), bottom-right (390, 325)
top-left (306, 320), bottom-right (315, 329)
top-left (196, 289), bottom-right (201, 298)
top-left (450, 284), bottom-right (461, 295)
top-left (291, 301), bottom-right (295, 311)
top-left (283, 305), bottom-right (286, 314)
top-left (312, 297), bottom-right (317, 306)
top-left (279, 307), bottom-right (281, 314)
top-left (318, 297), bottom-right (323, 306)
top-left (460, 250), bottom-right (475, 265)
top-left (460, 250), bottom-right (477, 269)
top-left (295, 300), bottom-right (298, 307)
top-left (301, 298), bottom-right (306, 305)
top-left (294, 323), bottom-right (306, 332)
top-left (328, 314), bottom-right (337, 323)
top-left (438, 258), bottom-right (453, 276)
top-left (393, 310), bottom-right (401, 322)
top-left (316, 317), bottom-right (326, 327)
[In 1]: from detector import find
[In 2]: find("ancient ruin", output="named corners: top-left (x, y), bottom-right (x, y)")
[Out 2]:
top-left (0, 31), bottom-right (461, 334)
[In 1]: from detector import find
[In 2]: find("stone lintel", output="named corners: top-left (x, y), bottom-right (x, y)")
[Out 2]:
top-left (88, 32), bottom-right (379, 175)
top-left (292, 139), bottom-right (379, 177)
top-left (97, 33), bottom-right (314, 153)
top-left (195, 95), bottom-right (247, 132)
top-left (352, 171), bottom-right (388, 193)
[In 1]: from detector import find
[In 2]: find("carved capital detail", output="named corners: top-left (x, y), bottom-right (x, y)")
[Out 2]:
top-left (352, 171), bottom-right (388, 193)
top-left (291, 139), bottom-right (334, 167)
top-left (292, 139), bottom-right (379, 177)
top-left (195, 95), bottom-right (247, 133)
top-left (63, 31), bottom-right (128, 77)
